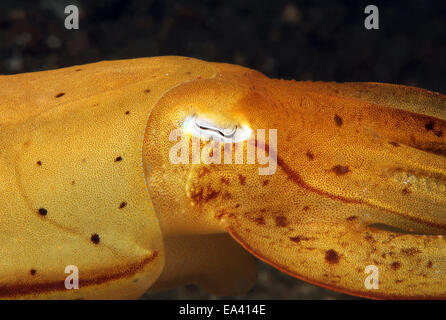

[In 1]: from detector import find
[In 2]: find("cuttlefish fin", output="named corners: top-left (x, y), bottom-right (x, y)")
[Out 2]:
top-left (148, 234), bottom-right (257, 296)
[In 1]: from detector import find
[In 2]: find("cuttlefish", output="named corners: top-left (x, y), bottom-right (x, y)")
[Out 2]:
top-left (1, 56), bottom-right (446, 299)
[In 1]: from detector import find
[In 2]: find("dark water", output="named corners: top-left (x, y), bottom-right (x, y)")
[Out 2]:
top-left (1, 0), bottom-right (445, 299)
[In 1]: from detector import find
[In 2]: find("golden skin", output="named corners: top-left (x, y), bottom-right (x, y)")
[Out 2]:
top-left (1, 56), bottom-right (446, 299)
top-left (145, 60), bottom-right (446, 299)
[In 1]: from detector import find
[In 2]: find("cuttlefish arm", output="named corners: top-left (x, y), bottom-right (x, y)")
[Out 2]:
top-left (144, 61), bottom-right (446, 299)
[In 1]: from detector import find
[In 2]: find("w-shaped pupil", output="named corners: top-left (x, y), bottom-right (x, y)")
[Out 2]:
top-left (194, 118), bottom-right (237, 138)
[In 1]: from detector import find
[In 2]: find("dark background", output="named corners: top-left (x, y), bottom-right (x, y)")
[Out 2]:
top-left (1, 0), bottom-right (445, 299)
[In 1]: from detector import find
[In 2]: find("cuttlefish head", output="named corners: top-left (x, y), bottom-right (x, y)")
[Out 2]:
top-left (144, 62), bottom-right (446, 299)
top-left (143, 70), bottom-right (299, 236)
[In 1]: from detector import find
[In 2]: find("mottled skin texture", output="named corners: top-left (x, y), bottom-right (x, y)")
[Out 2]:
top-left (0, 57), bottom-right (217, 299)
top-left (1, 56), bottom-right (446, 299)
top-left (144, 58), bottom-right (446, 299)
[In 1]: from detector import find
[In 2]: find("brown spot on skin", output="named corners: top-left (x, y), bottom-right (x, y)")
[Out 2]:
top-left (346, 215), bottom-right (358, 221)
top-left (55, 93), bottom-right (65, 98)
top-left (391, 261), bottom-right (401, 270)
top-left (220, 177), bottom-right (230, 185)
top-left (91, 234), bottom-right (100, 245)
top-left (119, 202), bottom-right (127, 209)
top-left (435, 130), bottom-right (443, 137)
top-left (235, 203), bottom-right (240, 208)
top-left (254, 216), bottom-right (265, 225)
top-left (215, 209), bottom-right (227, 220)
top-left (275, 215), bottom-right (288, 227)
top-left (401, 248), bottom-right (421, 255)
top-left (325, 249), bottom-right (340, 264)
top-left (115, 156), bottom-right (123, 162)
top-left (38, 208), bottom-right (47, 216)
top-left (303, 206), bottom-right (310, 212)
top-left (75, 69), bottom-right (82, 71)
top-left (289, 236), bottom-right (311, 243)
top-left (331, 165), bottom-right (350, 176)
top-left (262, 180), bottom-right (269, 186)
top-left (198, 167), bottom-right (210, 178)
top-left (125, 111), bottom-right (130, 115)
top-left (425, 121), bottom-right (435, 131)
top-left (204, 188), bottom-right (220, 202)
top-left (427, 261), bottom-right (433, 268)
top-left (389, 141), bottom-right (400, 147)
top-left (238, 174), bottom-right (246, 185)
top-left (30, 269), bottom-right (36, 276)
top-left (144, 89), bottom-right (151, 93)
top-left (189, 185), bottom-right (222, 204)
top-left (402, 187), bottom-right (411, 195)
top-left (190, 188), bottom-right (203, 204)
top-left (222, 192), bottom-right (232, 200)
top-left (71, 180), bottom-right (75, 186)
top-left (306, 151), bottom-right (314, 160)
top-left (37, 161), bottom-right (42, 166)
top-left (395, 279), bottom-right (404, 283)
top-left (218, 211), bottom-right (235, 220)
top-left (334, 114), bottom-right (343, 127)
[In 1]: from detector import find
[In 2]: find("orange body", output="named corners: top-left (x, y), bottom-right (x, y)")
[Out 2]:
top-left (1, 56), bottom-right (446, 299)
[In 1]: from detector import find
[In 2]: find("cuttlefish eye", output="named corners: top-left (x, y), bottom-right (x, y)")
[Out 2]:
top-left (195, 117), bottom-right (237, 138)
top-left (183, 114), bottom-right (252, 143)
